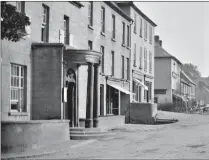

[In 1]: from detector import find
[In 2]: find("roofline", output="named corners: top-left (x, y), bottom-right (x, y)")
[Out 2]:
top-left (117, 2), bottom-right (157, 27)
top-left (105, 2), bottom-right (133, 22)
top-left (181, 71), bottom-right (195, 85)
top-left (155, 56), bottom-right (182, 65)
top-left (68, 1), bottom-right (84, 8)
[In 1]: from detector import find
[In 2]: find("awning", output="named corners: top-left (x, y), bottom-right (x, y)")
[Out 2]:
top-left (173, 93), bottom-right (187, 102)
top-left (133, 78), bottom-right (148, 90)
top-left (107, 83), bottom-right (134, 95)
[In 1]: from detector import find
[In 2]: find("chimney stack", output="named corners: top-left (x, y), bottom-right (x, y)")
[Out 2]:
top-left (154, 35), bottom-right (159, 43)
top-left (154, 35), bottom-right (162, 47)
top-left (159, 40), bottom-right (162, 47)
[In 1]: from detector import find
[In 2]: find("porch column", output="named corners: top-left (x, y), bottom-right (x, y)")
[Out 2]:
top-left (118, 91), bottom-right (121, 115)
top-left (93, 64), bottom-right (100, 127)
top-left (85, 63), bottom-right (94, 128)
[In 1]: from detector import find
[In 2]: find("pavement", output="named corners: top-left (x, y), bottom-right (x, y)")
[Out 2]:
top-left (2, 111), bottom-right (209, 159)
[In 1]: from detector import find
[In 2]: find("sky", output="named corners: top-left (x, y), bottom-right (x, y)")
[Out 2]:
top-left (135, 2), bottom-right (209, 77)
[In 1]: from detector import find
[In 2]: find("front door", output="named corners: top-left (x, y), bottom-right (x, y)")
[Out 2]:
top-left (65, 68), bottom-right (76, 127)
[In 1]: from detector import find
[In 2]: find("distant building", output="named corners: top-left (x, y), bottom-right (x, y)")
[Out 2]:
top-left (154, 35), bottom-right (195, 112)
top-left (180, 70), bottom-right (196, 109)
top-left (195, 77), bottom-right (209, 105)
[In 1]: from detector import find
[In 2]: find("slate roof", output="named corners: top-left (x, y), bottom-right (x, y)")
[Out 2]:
top-left (155, 45), bottom-right (182, 65)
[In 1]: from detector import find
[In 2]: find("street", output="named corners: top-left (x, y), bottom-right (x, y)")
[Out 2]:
top-left (37, 112), bottom-right (209, 159)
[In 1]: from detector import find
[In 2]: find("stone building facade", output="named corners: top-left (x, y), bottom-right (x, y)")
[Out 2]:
top-left (117, 2), bottom-right (157, 104)
top-left (1, 2), bottom-right (135, 123)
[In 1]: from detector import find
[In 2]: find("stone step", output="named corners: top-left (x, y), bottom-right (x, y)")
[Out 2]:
top-left (70, 130), bottom-right (109, 135)
top-left (69, 127), bottom-right (103, 132)
top-left (70, 132), bottom-right (116, 140)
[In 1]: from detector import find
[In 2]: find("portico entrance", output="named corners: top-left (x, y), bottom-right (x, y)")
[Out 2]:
top-left (64, 49), bottom-right (102, 128)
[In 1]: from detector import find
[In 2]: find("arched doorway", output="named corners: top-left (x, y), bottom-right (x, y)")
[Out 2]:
top-left (65, 68), bottom-right (76, 127)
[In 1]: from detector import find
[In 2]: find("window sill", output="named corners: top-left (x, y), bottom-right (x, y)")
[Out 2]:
top-left (126, 46), bottom-right (131, 50)
top-left (134, 31), bottom-right (137, 34)
top-left (101, 32), bottom-right (106, 37)
top-left (149, 42), bottom-right (152, 45)
top-left (139, 35), bottom-right (142, 38)
top-left (122, 43), bottom-right (126, 47)
top-left (139, 67), bottom-right (143, 69)
top-left (133, 64), bottom-right (137, 67)
top-left (111, 38), bottom-right (116, 42)
top-left (9, 111), bottom-right (29, 116)
top-left (100, 72), bottom-right (105, 76)
top-left (88, 25), bottom-right (94, 30)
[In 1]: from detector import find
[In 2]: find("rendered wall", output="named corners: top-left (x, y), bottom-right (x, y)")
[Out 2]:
top-left (31, 44), bottom-right (63, 120)
top-left (128, 103), bottom-right (157, 124)
top-left (1, 120), bottom-right (70, 153)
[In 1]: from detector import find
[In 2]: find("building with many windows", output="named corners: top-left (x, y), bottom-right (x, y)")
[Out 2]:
top-left (117, 2), bottom-right (157, 104)
top-left (85, 2), bottom-right (133, 118)
top-left (1, 1), bottom-right (140, 152)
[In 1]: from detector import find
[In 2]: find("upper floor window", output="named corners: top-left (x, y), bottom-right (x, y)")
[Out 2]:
top-left (126, 57), bottom-right (130, 80)
top-left (16, 1), bottom-right (25, 13)
top-left (140, 18), bottom-right (142, 37)
top-left (121, 55), bottom-right (124, 79)
top-left (10, 64), bottom-right (26, 112)
top-left (88, 40), bottom-right (93, 50)
top-left (149, 51), bottom-right (152, 73)
top-left (127, 25), bottom-right (130, 47)
top-left (122, 22), bottom-right (125, 45)
top-left (64, 15), bottom-right (69, 45)
top-left (111, 51), bottom-right (115, 76)
top-left (101, 6), bottom-right (105, 33)
top-left (144, 47), bottom-right (147, 71)
top-left (88, 2), bottom-right (93, 26)
top-left (112, 15), bottom-right (115, 39)
top-left (173, 62), bottom-right (176, 73)
top-left (134, 13), bottom-right (137, 33)
top-left (139, 47), bottom-right (142, 69)
top-left (149, 25), bottom-right (152, 44)
top-left (134, 43), bottom-right (136, 66)
top-left (42, 4), bottom-right (49, 42)
top-left (101, 46), bottom-right (105, 73)
top-left (144, 21), bottom-right (147, 41)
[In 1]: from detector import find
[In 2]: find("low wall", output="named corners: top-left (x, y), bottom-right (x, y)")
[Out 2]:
top-left (157, 103), bottom-right (174, 111)
top-left (128, 103), bottom-right (158, 124)
top-left (98, 115), bottom-right (125, 130)
top-left (79, 115), bottom-right (125, 130)
top-left (1, 120), bottom-right (70, 153)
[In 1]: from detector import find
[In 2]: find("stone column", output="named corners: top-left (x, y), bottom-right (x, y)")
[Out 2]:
top-left (118, 91), bottom-right (121, 115)
top-left (85, 63), bottom-right (94, 128)
top-left (93, 64), bottom-right (100, 127)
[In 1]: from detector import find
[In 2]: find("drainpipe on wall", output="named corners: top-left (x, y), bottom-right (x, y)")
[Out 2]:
top-left (129, 20), bottom-right (133, 123)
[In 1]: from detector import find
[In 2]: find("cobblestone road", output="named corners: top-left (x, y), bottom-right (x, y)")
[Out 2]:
top-left (37, 112), bottom-right (209, 159)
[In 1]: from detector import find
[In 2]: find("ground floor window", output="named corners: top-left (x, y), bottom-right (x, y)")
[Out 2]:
top-left (10, 64), bottom-right (26, 112)
top-left (132, 80), bottom-right (141, 102)
top-left (106, 85), bottom-right (119, 115)
top-left (144, 81), bottom-right (152, 102)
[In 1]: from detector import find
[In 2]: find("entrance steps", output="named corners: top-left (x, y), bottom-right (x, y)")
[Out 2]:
top-left (69, 127), bottom-right (116, 140)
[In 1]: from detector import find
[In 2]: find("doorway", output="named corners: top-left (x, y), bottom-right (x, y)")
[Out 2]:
top-left (65, 68), bottom-right (77, 127)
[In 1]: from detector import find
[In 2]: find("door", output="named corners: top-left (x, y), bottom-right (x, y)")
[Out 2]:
top-left (65, 68), bottom-right (76, 127)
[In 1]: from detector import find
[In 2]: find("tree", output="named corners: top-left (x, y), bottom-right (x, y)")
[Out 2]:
top-left (182, 63), bottom-right (201, 80)
top-left (1, 1), bottom-right (30, 42)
